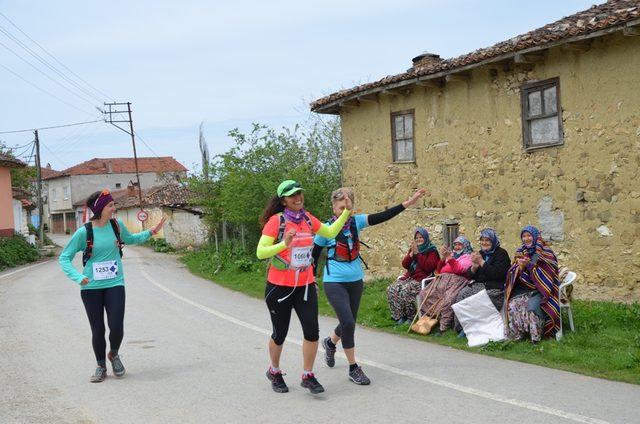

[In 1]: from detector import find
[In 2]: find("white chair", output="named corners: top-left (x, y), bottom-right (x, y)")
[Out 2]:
top-left (556, 270), bottom-right (577, 341)
top-left (414, 276), bottom-right (436, 317)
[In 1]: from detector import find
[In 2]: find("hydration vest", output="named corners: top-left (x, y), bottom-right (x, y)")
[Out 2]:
top-left (325, 218), bottom-right (368, 275)
top-left (270, 213), bottom-right (314, 271)
top-left (82, 219), bottom-right (124, 267)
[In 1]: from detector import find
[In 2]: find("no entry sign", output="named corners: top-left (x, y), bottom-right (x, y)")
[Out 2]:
top-left (137, 209), bottom-right (149, 222)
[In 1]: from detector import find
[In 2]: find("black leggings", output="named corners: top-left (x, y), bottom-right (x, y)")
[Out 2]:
top-left (265, 282), bottom-right (319, 345)
top-left (80, 286), bottom-right (126, 362)
top-left (324, 280), bottom-right (364, 349)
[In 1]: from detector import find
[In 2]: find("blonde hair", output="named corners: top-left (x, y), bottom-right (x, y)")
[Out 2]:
top-left (331, 187), bottom-right (354, 205)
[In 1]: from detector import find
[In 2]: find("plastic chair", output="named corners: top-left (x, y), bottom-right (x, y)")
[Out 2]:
top-left (414, 276), bottom-right (436, 317)
top-left (556, 271), bottom-right (576, 341)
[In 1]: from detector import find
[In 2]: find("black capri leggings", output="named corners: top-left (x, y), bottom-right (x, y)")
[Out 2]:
top-left (81, 285), bottom-right (126, 362)
top-left (324, 280), bottom-right (364, 349)
top-left (265, 282), bottom-right (319, 345)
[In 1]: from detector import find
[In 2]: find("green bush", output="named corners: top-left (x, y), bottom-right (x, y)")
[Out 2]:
top-left (27, 223), bottom-right (55, 245)
top-left (181, 242), bottom-right (263, 274)
top-left (0, 234), bottom-right (40, 270)
top-left (147, 238), bottom-right (175, 253)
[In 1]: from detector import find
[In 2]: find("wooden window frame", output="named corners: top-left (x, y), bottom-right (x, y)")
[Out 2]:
top-left (520, 77), bottom-right (563, 151)
top-left (390, 109), bottom-right (416, 163)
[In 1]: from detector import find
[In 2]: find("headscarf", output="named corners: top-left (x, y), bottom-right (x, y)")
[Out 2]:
top-left (283, 207), bottom-right (308, 224)
top-left (452, 235), bottom-right (473, 258)
top-left (479, 228), bottom-right (500, 260)
top-left (415, 227), bottom-right (436, 253)
top-left (89, 189), bottom-right (114, 216)
top-left (519, 225), bottom-right (541, 257)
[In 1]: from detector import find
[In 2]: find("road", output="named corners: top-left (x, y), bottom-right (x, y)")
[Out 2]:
top-left (1, 235), bottom-right (638, 424)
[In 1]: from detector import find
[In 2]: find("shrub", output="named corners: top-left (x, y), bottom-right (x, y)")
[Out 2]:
top-left (0, 234), bottom-right (40, 270)
top-left (147, 238), bottom-right (175, 253)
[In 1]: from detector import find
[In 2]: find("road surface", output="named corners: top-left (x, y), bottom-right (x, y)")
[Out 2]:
top-left (1, 235), bottom-right (638, 423)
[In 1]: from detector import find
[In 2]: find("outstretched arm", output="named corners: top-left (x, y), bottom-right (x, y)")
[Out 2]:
top-left (316, 208), bottom-right (351, 238)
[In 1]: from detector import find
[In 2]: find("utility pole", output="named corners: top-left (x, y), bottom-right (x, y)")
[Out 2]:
top-left (102, 102), bottom-right (145, 217)
top-left (34, 130), bottom-right (44, 248)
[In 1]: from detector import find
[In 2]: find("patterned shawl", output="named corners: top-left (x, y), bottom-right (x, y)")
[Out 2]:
top-left (504, 232), bottom-right (560, 338)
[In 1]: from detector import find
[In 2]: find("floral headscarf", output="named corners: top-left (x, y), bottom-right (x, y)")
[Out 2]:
top-left (415, 227), bottom-right (437, 253)
top-left (519, 225), bottom-right (541, 256)
top-left (479, 228), bottom-right (500, 260)
top-left (452, 235), bottom-right (473, 259)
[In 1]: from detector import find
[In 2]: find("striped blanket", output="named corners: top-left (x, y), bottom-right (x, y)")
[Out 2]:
top-left (504, 238), bottom-right (560, 338)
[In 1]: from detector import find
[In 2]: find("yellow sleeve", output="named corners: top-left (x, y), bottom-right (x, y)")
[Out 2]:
top-left (316, 208), bottom-right (351, 239)
top-left (256, 234), bottom-right (288, 260)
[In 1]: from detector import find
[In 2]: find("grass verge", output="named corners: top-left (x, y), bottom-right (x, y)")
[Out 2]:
top-left (181, 249), bottom-right (640, 385)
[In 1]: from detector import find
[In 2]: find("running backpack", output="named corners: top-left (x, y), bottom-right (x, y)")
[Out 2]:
top-left (82, 219), bottom-right (124, 266)
top-left (325, 218), bottom-right (368, 275)
top-left (270, 213), bottom-right (313, 271)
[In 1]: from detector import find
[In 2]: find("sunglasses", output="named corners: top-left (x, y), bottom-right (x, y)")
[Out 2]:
top-left (280, 182), bottom-right (301, 196)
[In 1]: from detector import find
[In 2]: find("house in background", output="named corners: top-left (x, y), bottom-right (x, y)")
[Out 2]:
top-left (311, 1), bottom-right (640, 301)
top-left (44, 156), bottom-right (187, 233)
top-left (77, 181), bottom-right (207, 248)
top-left (12, 187), bottom-right (35, 238)
top-left (0, 153), bottom-right (26, 237)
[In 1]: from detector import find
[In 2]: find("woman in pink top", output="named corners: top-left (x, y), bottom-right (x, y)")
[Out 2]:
top-left (417, 236), bottom-right (474, 334)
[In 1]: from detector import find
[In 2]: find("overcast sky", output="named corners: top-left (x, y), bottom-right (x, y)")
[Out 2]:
top-left (0, 0), bottom-right (597, 172)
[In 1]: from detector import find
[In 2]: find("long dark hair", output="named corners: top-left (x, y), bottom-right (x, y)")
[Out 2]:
top-left (86, 191), bottom-right (102, 221)
top-left (260, 195), bottom-right (284, 227)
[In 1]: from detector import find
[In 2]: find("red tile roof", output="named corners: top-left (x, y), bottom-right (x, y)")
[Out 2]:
top-left (311, 0), bottom-right (640, 113)
top-left (0, 153), bottom-right (26, 168)
top-left (45, 157), bottom-right (187, 180)
top-left (75, 184), bottom-right (195, 209)
top-left (41, 166), bottom-right (62, 179)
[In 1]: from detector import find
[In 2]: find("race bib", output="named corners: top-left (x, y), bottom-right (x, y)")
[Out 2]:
top-left (92, 260), bottom-right (118, 281)
top-left (290, 246), bottom-right (313, 269)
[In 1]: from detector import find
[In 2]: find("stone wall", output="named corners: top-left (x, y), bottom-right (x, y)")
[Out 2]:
top-left (338, 32), bottom-right (640, 301)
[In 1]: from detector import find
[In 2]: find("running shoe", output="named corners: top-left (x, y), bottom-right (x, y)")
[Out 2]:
top-left (348, 366), bottom-right (371, 385)
top-left (266, 369), bottom-right (289, 393)
top-left (108, 352), bottom-right (126, 377)
top-left (90, 366), bottom-right (107, 383)
top-left (322, 337), bottom-right (336, 368)
top-left (300, 373), bottom-right (325, 394)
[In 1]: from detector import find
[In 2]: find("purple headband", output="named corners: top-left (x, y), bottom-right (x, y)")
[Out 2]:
top-left (90, 191), bottom-right (114, 215)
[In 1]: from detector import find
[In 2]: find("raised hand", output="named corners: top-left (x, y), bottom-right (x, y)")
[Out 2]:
top-left (403, 188), bottom-right (427, 208)
top-left (284, 229), bottom-right (296, 247)
top-left (151, 217), bottom-right (166, 235)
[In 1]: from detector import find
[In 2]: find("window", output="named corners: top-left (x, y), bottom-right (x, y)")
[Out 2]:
top-left (391, 110), bottom-right (415, 162)
top-left (52, 188), bottom-right (57, 202)
top-left (115, 183), bottom-right (122, 189)
top-left (521, 77), bottom-right (563, 150)
top-left (63, 186), bottom-right (69, 200)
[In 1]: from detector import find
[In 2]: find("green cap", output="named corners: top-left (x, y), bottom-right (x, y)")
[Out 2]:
top-left (277, 180), bottom-right (304, 197)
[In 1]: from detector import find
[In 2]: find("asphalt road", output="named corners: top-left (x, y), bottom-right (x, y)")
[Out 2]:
top-left (1, 235), bottom-right (638, 424)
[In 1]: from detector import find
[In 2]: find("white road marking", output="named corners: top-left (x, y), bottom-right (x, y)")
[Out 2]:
top-left (141, 269), bottom-right (609, 424)
top-left (0, 260), bottom-right (52, 279)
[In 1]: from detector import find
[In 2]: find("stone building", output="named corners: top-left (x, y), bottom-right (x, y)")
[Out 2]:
top-left (311, 0), bottom-right (640, 301)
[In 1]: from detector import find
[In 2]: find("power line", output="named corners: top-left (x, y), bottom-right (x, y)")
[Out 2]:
top-left (0, 118), bottom-right (103, 135)
top-left (0, 62), bottom-right (95, 116)
top-left (0, 11), bottom-right (113, 102)
top-left (40, 139), bottom-right (69, 169)
top-left (0, 39), bottom-right (99, 109)
top-left (133, 131), bottom-right (162, 158)
top-left (0, 24), bottom-right (104, 104)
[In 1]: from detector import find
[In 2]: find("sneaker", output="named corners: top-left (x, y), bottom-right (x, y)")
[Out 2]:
top-left (108, 352), bottom-right (126, 377)
top-left (322, 337), bottom-right (336, 368)
top-left (348, 366), bottom-right (371, 385)
top-left (90, 366), bottom-right (107, 383)
top-left (266, 369), bottom-right (289, 393)
top-left (300, 373), bottom-right (325, 394)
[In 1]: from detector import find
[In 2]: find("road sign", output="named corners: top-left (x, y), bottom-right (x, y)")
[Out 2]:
top-left (137, 209), bottom-right (149, 222)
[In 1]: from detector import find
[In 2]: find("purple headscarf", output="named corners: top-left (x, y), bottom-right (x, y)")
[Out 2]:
top-left (519, 225), bottom-right (541, 256)
top-left (89, 190), bottom-right (114, 216)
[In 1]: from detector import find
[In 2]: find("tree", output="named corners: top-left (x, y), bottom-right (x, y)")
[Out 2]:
top-left (0, 142), bottom-right (35, 191)
top-left (189, 116), bottom-right (342, 249)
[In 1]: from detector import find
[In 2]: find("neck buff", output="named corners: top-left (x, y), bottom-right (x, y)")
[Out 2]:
top-left (283, 207), bottom-right (307, 224)
top-left (90, 191), bottom-right (114, 216)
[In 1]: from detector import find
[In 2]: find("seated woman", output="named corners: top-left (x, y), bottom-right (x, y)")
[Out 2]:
top-left (386, 228), bottom-right (439, 324)
top-left (454, 228), bottom-right (510, 333)
top-left (417, 236), bottom-right (473, 334)
top-left (504, 226), bottom-right (560, 343)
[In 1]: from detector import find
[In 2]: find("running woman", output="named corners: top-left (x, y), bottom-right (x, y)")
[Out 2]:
top-left (257, 180), bottom-right (352, 394)
top-left (59, 189), bottom-right (165, 382)
top-left (314, 187), bottom-right (426, 385)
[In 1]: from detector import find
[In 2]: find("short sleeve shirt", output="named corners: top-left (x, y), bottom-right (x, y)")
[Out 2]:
top-left (263, 212), bottom-right (322, 287)
top-left (314, 214), bottom-right (368, 283)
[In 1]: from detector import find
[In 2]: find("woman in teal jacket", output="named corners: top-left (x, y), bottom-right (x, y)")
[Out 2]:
top-left (59, 189), bottom-right (165, 382)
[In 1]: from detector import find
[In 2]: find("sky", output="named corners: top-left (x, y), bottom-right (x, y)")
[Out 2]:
top-left (0, 0), bottom-right (598, 173)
